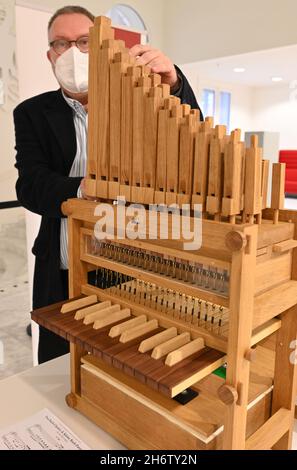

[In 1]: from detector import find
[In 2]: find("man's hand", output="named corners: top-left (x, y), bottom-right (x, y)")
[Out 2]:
top-left (79, 178), bottom-right (97, 201)
top-left (129, 45), bottom-right (179, 89)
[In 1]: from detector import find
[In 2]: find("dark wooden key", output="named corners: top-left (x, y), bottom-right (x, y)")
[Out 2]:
top-left (101, 329), bottom-right (162, 366)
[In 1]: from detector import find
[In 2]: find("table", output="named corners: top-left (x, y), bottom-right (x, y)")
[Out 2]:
top-left (0, 355), bottom-right (296, 450)
top-left (0, 354), bottom-right (125, 450)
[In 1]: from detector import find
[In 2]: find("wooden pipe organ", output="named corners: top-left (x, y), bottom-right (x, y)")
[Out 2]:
top-left (31, 17), bottom-right (297, 450)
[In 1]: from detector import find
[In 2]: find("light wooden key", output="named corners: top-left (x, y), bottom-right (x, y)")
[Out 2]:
top-left (75, 301), bottom-right (111, 321)
top-left (61, 295), bottom-right (97, 314)
top-left (119, 319), bottom-right (158, 344)
top-left (93, 309), bottom-right (131, 330)
top-left (165, 337), bottom-right (205, 367)
top-left (151, 332), bottom-right (191, 360)
top-left (138, 327), bottom-right (177, 353)
top-left (109, 315), bottom-right (147, 338)
top-left (84, 305), bottom-right (121, 325)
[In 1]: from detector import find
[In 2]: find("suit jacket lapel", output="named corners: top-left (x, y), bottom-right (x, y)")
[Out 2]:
top-left (43, 89), bottom-right (77, 173)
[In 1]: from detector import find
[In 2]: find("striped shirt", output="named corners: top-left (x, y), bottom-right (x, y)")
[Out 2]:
top-left (60, 91), bottom-right (88, 270)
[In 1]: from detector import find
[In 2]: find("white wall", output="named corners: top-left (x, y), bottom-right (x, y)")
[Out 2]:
top-left (16, 0), bottom-right (165, 49)
top-left (0, 0), bottom-right (19, 202)
top-left (180, 64), bottom-right (254, 136)
top-left (251, 83), bottom-right (297, 149)
top-left (180, 63), bottom-right (297, 150)
top-left (164, 0), bottom-right (297, 64)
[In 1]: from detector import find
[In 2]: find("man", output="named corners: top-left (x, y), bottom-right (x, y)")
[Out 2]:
top-left (14, 5), bottom-right (203, 364)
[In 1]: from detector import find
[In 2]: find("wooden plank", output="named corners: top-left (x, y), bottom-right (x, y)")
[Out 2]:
top-left (263, 208), bottom-right (297, 280)
top-left (178, 114), bottom-right (197, 205)
top-left (261, 160), bottom-right (270, 210)
top-left (166, 104), bottom-right (182, 204)
top-left (251, 319), bottom-right (281, 346)
top-left (254, 251), bottom-right (292, 295)
top-left (244, 135), bottom-right (262, 222)
top-left (222, 130), bottom-right (244, 221)
top-left (206, 126), bottom-right (226, 217)
top-left (272, 239), bottom-right (297, 253)
top-left (75, 301), bottom-right (111, 321)
top-left (139, 327), bottom-right (177, 353)
top-left (245, 408), bottom-right (291, 450)
top-left (165, 337), bottom-right (205, 367)
top-left (132, 76), bottom-right (152, 202)
top-left (109, 52), bottom-right (130, 198)
top-left (61, 295), bottom-right (97, 314)
top-left (192, 123), bottom-right (212, 212)
top-left (93, 309), bottom-right (131, 330)
top-left (271, 304), bottom-right (297, 449)
top-left (271, 163), bottom-right (286, 224)
top-left (253, 280), bottom-right (297, 329)
top-left (143, 86), bottom-right (163, 196)
top-left (84, 304), bottom-right (121, 325)
top-left (96, 41), bottom-right (117, 198)
top-left (120, 319), bottom-right (159, 343)
top-left (120, 66), bottom-right (141, 201)
top-left (155, 103), bottom-right (169, 204)
top-left (223, 225), bottom-right (258, 450)
top-left (109, 315), bottom-right (147, 338)
top-left (151, 332), bottom-right (190, 359)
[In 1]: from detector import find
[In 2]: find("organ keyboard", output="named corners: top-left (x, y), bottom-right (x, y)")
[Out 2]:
top-left (32, 295), bottom-right (225, 398)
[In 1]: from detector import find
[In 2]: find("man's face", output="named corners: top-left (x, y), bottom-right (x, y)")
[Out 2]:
top-left (47, 13), bottom-right (93, 66)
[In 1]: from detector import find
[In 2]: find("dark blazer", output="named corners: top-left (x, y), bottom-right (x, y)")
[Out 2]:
top-left (14, 68), bottom-right (203, 309)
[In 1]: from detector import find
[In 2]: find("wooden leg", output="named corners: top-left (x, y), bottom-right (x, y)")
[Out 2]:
top-left (272, 304), bottom-right (297, 450)
top-left (70, 342), bottom-right (86, 396)
top-left (222, 226), bottom-right (258, 449)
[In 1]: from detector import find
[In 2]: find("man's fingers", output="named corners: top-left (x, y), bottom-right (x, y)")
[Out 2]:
top-left (135, 50), bottom-right (161, 66)
top-left (129, 44), bottom-right (153, 57)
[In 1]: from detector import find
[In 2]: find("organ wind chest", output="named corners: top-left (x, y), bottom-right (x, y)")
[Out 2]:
top-left (32, 17), bottom-right (297, 450)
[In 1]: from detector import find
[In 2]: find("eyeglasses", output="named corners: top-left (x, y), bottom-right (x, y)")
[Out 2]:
top-left (49, 36), bottom-right (89, 55)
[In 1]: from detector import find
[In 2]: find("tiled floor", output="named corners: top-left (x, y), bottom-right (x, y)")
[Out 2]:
top-left (0, 208), bottom-right (32, 380)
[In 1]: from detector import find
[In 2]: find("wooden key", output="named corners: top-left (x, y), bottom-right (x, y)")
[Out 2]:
top-left (109, 315), bottom-right (147, 338)
top-left (75, 301), bottom-right (111, 321)
top-left (138, 327), bottom-right (177, 353)
top-left (93, 309), bottom-right (131, 330)
top-left (61, 295), bottom-right (97, 314)
top-left (84, 305), bottom-right (121, 325)
top-left (119, 320), bottom-right (158, 344)
top-left (151, 332), bottom-right (191, 360)
top-left (165, 337), bottom-right (205, 367)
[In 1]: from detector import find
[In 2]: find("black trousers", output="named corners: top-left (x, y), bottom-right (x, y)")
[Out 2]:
top-left (38, 270), bottom-right (69, 364)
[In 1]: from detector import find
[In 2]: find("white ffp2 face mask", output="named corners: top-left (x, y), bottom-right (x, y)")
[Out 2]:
top-left (55, 47), bottom-right (89, 94)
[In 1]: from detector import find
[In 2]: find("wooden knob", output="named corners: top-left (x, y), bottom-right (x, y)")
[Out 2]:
top-left (65, 393), bottom-right (77, 409)
top-left (244, 347), bottom-right (257, 363)
top-left (225, 231), bottom-right (247, 252)
top-left (61, 201), bottom-right (72, 216)
top-left (218, 384), bottom-right (238, 405)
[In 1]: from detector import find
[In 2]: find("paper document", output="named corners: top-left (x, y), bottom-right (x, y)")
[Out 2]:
top-left (0, 408), bottom-right (90, 450)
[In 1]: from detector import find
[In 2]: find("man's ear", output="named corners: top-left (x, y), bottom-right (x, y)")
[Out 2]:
top-left (46, 50), bottom-right (51, 63)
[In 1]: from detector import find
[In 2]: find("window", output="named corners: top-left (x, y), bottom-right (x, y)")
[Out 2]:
top-left (106, 4), bottom-right (149, 43)
top-left (201, 89), bottom-right (215, 118)
top-left (201, 88), bottom-right (231, 131)
top-left (219, 91), bottom-right (231, 133)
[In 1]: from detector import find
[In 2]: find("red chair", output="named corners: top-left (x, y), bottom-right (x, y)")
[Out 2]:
top-left (279, 150), bottom-right (297, 196)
